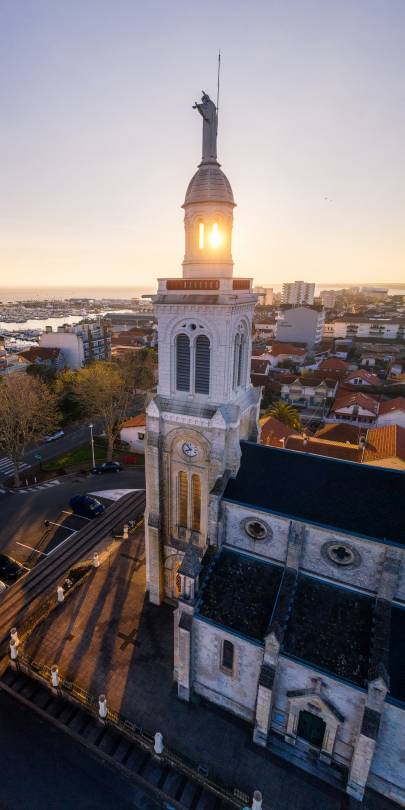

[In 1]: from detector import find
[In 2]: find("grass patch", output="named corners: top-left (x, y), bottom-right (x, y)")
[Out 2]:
top-left (43, 441), bottom-right (107, 471)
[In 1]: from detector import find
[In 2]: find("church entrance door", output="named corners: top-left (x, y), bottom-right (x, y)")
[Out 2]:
top-left (297, 710), bottom-right (326, 748)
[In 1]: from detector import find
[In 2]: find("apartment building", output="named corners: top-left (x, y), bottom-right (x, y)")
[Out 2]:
top-left (281, 280), bottom-right (315, 306)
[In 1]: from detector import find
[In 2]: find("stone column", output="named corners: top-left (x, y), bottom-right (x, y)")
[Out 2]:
top-left (253, 664), bottom-right (275, 746)
top-left (176, 605), bottom-right (194, 702)
top-left (347, 677), bottom-right (387, 800)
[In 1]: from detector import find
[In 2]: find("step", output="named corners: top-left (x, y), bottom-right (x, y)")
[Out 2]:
top-left (142, 758), bottom-right (167, 786)
top-left (1, 668), bottom-right (21, 687)
top-left (179, 780), bottom-right (200, 809)
top-left (81, 720), bottom-right (106, 746)
top-left (195, 789), bottom-right (219, 809)
top-left (125, 747), bottom-right (150, 774)
top-left (97, 729), bottom-right (122, 755)
top-left (57, 703), bottom-right (79, 725)
top-left (67, 708), bottom-right (92, 734)
top-left (161, 768), bottom-right (186, 799)
top-left (19, 679), bottom-right (41, 701)
top-left (112, 738), bottom-right (133, 765)
top-left (30, 687), bottom-right (55, 710)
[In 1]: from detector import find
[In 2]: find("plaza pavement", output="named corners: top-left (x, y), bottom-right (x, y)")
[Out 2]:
top-left (24, 526), bottom-right (397, 810)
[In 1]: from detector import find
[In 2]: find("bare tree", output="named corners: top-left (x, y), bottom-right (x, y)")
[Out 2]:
top-left (0, 375), bottom-right (59, 486)
top-left (74, 362), bottom-right (133, 461)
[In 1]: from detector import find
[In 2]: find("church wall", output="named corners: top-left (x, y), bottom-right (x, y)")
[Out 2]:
top-left (221, 502), bottom-right (405, 599)
top-left (368, 702), bottom-right (405, 804)
top-left (272, 656), bottom-right (366, 767)
top-left (192, 618), bottom-right (263, 721)
top-left (222, 502), bottom-right (290, 564)
top-left (301, 525), bottom-right (384, 595)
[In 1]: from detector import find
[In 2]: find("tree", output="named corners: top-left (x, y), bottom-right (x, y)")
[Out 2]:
top-left (54, 369), bottom-right (84, 424)
top-left (0, 375), bottom-right (59, 485)
top-left (118, 348), bottom-right (156, 396)
top-left (74, 362), bottom-right (133, 461)
top-left (263, 399), bottom-right (302, 431)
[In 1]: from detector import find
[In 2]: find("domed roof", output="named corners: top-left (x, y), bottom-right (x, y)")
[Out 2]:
top-left (183, 163), bottom-right (235, 207)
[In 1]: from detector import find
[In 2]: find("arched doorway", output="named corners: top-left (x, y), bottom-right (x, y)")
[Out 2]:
top-left (297, 711), bottom-right (326, 748)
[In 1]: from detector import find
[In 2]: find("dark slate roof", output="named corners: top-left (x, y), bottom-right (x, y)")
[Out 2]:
top-left (223, 442), bottom-right (405, 546)
top-left (197, 549), bottom-right (282, 641)
top-left (283, 575), bottom-right (374, 687)
top-left (389, 606), bottom-right (405, 704)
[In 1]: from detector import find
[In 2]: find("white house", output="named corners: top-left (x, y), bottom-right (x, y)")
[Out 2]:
top-left (376, 398), bottom-right (405, 429)
top-left (120, 415), bottom-right (146, 453)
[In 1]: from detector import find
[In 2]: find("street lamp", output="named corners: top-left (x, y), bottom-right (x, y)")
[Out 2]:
top-left (89, 424), bottom-right (95, 469)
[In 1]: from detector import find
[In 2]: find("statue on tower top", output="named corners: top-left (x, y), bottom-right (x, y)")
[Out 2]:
top-left (193, 91), bottom-right (218, 164)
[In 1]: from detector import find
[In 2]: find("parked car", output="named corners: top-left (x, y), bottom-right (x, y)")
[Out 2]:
top-left (44, 430), bottom-right (65, 443)
top-left (0, 554), bottom-right (24, 582)
top-left (92, 461), bottom-right (122, 475)
top-left (69, 494), bottom-right (106, 519)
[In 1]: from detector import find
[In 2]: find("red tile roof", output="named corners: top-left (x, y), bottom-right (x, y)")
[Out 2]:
top-left (363, 425), bottom-right (405, 463)
top-left (270, 342), bottom-right (306, 357)
top-left (315, 423), bottom-right (363, 443)
top-left (318, 357), bottom-right (349, 371)
top-left (19, 346), bottom-right (61, 362)
top-left (345, 369), bottom-right (381, 386)
top-left (378, 397), bottom-right (405, 416)
top-left (331, 390), bottom-right (379, 415)
top-left (284, 435), bottom-right (362, 462)
top-left (121, 414), bottom-right (146, 428)
top-left (251, 359), bottom-right (269, 374)
top-left (260, 416), bottom-right (296, 447)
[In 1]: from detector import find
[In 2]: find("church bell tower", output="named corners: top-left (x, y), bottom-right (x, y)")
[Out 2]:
top-left (145, 91), bottom-right (260, 605)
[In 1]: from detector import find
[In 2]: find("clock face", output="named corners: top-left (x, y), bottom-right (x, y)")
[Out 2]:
top-left (182, 441), bottom-right (198, 458)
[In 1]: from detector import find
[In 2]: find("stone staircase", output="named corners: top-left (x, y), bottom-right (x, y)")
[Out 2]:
top-left (0, 666), bottom-right (241, 810)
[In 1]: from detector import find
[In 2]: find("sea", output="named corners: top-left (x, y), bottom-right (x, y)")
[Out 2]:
top-left (1, 283), bottom-right (404, 334)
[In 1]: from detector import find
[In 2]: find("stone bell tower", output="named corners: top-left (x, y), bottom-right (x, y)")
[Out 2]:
top-left (145, 91), bottom-right (260, 605)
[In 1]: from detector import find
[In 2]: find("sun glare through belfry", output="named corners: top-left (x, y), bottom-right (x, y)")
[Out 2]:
top-left (199, 222), bottom-right (205, 249)
top-left (209, 222), bottom-right (221, 248)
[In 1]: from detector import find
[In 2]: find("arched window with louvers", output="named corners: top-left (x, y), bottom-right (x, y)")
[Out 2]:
top-left (194, 335), bottom-right (210, 395)
top-left (176, 333), bottom-right (191, 392)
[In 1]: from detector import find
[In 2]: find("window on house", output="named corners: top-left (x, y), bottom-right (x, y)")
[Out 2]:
top-left (191, 474), bottom-right (201, 532)
top-left (176, 333), bottom-right (190, 391)
top-left (178, 471), bottom-right (188, 527)
top-left (222, 640), bottom-right (234, 673)
top-left (138, 432), bottom-right (145, 440)
top-left (194, 335), bottom-right (210, 394)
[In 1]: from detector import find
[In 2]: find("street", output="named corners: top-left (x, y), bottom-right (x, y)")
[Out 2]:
top-left (0, 469), bottom-right (146, 574)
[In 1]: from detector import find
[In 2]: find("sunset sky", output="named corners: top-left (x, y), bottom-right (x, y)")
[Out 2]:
top-left (1, 0), bottom-right (404, 288)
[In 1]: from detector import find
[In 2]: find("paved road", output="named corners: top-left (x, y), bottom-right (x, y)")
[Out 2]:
top-left (0, 469), bottom-right (145, 568)
top-left (0, 689), bottom-right (160, 810)
top-left (0, 394), bottom-right (145, 483)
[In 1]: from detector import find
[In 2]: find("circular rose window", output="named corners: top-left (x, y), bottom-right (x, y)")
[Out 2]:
top-left (241, 518), bottom-right (272, 541)
top-left (321, 540), bottom-right (360, 568)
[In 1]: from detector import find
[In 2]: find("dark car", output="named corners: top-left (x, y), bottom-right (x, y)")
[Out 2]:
top-left (69, 495), bottom-right (106, 519)
top-left (92, 461), bottom-right (122, 475)
top-left (0, 554), bottom-right (24, 582)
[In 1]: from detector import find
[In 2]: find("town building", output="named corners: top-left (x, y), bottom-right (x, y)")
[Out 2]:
top-left (276, 307), bottom-right (325, 349)
top-left (145, 89), bottom-right (405, 806)
top-left (253, 286), bottom-right (274, 306)
top-left (282, 281), bottom-right (315, 306)
top-left (328, 391), bottom-right (379, 426)
top-left (0, 338), bottom-right (7, 372)
top-left (324, 317), bottom-right (405, 342)
top-left (120, 414), bottom-right (146, 454)
top-left (18, 346), bottom-right (65, 369)
top-left (376, 397), bottom-right (405, 429)
top-left (320, 290), bottom-right (337, 309)
top-left (280, 374), bottom-right (338, 412)
top-left (39, 319), bottom-right (111, 369)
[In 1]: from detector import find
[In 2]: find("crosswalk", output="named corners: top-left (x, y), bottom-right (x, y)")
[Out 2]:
top-left (0, 456), bottom-right (30, 480)
top-left (0, 478), bottom-right (60, 496)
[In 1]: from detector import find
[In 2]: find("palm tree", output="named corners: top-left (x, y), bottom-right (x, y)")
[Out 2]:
top-left (263, 400), bottom-right (301, 431)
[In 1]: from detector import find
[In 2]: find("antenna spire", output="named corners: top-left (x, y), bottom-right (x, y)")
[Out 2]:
top-left (216, 49), bottom-right (221, 114)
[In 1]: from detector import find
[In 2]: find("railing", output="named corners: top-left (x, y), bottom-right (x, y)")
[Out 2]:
top-left (13, 653), bottom-right (248, 808)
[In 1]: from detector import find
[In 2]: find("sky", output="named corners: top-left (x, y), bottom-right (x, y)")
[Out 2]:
top-left (1, 0), bottom-right (405, 288)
